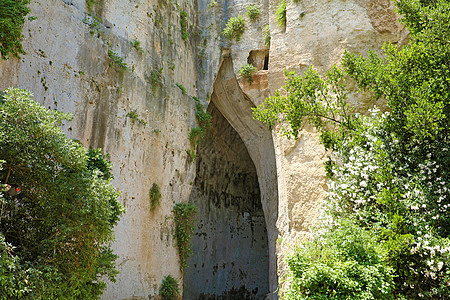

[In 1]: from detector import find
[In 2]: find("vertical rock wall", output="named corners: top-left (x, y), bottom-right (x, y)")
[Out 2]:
top-left (184, 103), bottom-right (269, 299)
top-left (0, 0), bottom-right (406, 298)
top-left (1, 0), bottom-right (199, 298)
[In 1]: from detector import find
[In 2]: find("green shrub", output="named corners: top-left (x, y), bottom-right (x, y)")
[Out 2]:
top-left (149, 183), bottom-right (161, 211)
top-left (87, 148), bottom-right (113, 180)
top-left (0, 88), bottom-right (124, 298)
top-left (285, 221), bottom-right (395, 300)
top-left (246, 4), bottom-right (260, 21)
top-left (172, 203), bottom-right (198, 271)
top-left (276, 0), bottom-right (287, 27)
top-left (160, 275), bottom-right (180, 300)
top-left (238, 64), bottom-right (257, 83)
top-left (83, 15), bottom-right (103, 38)
top-left (222, 15), bottom-right (245, 41)
top-left (0, 0), bottom-right (30, 59)
top-left (263, 24), bottom-right (271, 46)
top-left (108, 50), bottom-right (128, 71)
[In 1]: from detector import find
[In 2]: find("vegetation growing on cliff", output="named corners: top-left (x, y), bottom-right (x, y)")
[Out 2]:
top-left (275, 0), bottom-right (287, 27)
top-left (222, 15), bottom-right (245, 41)
top-left (172, 202), bottom-right (197, 272)
top-left (180, 10), bottom-right (189, 40)
top-left (0, 88), bottom-right (125, 299)
top-left (149, 183), bottom-right (162, 211)
top-left (126, 111), bottom-right (147, 126)
top-left (263, 24), bottom-right (271, 46)
top-left (246, 5), bottom-right (260, 21)
top-left (108, 49), bottom-right (128, 72)
top-left (160, 274), bottom-right (180, 300)
top-left (0, 0), bottom-right (30, 59)
top-left (254, 0), bottom-right (450, 298)
top-left (239, 64), bottom-right (257, 83)
top-left (188, 97), bottom-right (212, 160)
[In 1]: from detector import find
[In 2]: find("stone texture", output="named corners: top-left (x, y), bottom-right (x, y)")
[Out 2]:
top-left (0, 0), bottom-right (406, 299)
top-left (184, 103), bottom-right (269, 299)
top-left (1, 0), bottom-right (198, 298)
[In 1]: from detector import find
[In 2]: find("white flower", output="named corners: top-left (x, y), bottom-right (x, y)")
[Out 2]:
top-left (360, 181), bottom-right (367, 187)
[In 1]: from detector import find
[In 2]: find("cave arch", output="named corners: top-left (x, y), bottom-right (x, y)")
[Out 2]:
top-left (184, 56), bottom-right (278, 299)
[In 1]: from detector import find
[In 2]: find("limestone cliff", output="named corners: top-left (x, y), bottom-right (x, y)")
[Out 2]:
top-left (0, 0), bottom-right (405, 299)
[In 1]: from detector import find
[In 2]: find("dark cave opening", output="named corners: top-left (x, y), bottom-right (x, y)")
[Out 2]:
top-left (183, 102), bottom-right (270, 300)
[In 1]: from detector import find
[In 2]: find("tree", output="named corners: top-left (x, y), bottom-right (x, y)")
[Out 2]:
top-left (0, 88), bottom-right (125, 299)
top-left (254, 0), bottom-right (450, 298)
top-left (0, 0), bottom-right (30, 59)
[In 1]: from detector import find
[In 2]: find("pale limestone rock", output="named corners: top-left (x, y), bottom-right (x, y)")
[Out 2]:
top-left (0, 0), bottom-right (405, 298)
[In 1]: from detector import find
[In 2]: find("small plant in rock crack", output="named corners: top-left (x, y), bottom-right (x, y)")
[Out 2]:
top-left (263, 24), bottom-right (271, 46)
top-left (131, 39), bottom-right (144, 54)
top-left (172, 202), bottom-right (198, 272)
top-left (108, 50), bottom-right (128, 71)
top-left (160, 274), bottom-right (180, 300)
top-left (276, 0), bottom-right (287, 27)
top-left (83, 15), bottom-right (104, 38)
top-left (126, 111), bottom-right (146, 126)
top-left (150, 68), bottom-right (163, 91)
top-left (180, 10), bottom-right (189, 40)
top-left (246, 4), bottom-right (260, 21)
top-left (149, 183), bottom-right (161, 211)
top-left (188, 98), bottom-right (212, 148)
top-left (239, 64), bottom-right (257, 83)
top-left (222, 15), bottom-right (245, 41)
top-left (175, 83), bottom-right (187, 95)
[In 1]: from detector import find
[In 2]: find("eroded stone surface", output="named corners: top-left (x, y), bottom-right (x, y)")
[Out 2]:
top-left (185, 103), bottom-right (269, 300)
top-left (0, 0), bottom-right (405, 299)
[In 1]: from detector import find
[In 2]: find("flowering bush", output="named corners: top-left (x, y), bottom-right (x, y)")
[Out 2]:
top-left (0, 89), bottom-right (125, 298)
top-left (254, 0), bottom-right (450, 298)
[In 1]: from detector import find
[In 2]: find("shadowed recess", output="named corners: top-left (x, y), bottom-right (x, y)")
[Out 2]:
top-left (183, 102), bottom-right (269, 300)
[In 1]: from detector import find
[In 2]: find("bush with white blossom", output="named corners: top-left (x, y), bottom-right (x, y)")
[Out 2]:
top-left (254, 0), bottom-right (450, 298)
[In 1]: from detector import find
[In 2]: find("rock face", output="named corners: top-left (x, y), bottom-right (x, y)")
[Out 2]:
top-left (184, 103), bottom-right (269, 299)
top-left (0, 0), bottom-right (405, 299)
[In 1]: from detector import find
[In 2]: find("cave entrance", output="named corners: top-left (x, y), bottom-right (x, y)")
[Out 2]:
top-left (183, 102), bottom-right (269, 299)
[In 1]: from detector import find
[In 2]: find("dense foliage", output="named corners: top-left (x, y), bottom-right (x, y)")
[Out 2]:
top-left (254, 0), bottom-right (450, 299)
top-left (0, 88), bottom-right (125, 299)
top-left (0, 0), bottom-right (30, 59)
